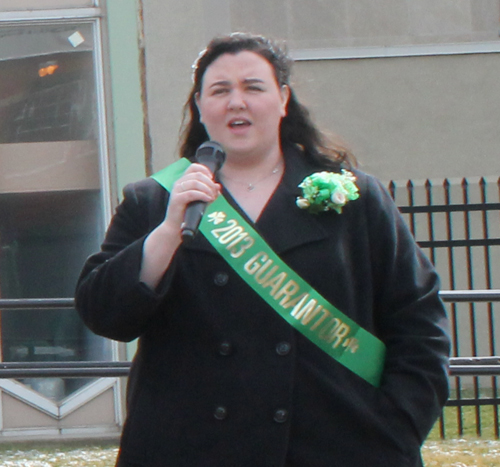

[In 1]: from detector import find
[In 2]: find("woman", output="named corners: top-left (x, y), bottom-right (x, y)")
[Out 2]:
top-left (76, 33), bottom-right (450, 466)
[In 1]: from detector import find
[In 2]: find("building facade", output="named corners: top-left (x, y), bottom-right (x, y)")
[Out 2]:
top-left (0, 0), bottom-right (134, 441)
top-left (0, 0), bottom-right (498, 440)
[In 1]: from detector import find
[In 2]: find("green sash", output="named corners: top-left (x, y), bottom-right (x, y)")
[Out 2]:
top-left (152, 158), bottom-right (386, 387)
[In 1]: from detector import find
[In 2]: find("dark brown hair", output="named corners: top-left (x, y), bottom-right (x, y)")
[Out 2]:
top-left (179, 32), bottom-right (355, 169)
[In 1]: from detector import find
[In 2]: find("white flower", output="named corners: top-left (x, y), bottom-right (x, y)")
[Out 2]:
top-left (331, 190), bottom-right (346, 206)
top-left (296, 198), bottom-right (310, 209)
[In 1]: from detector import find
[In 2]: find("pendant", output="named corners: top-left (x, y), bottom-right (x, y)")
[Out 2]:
top-left (247, 184), bottom-right (255, 191)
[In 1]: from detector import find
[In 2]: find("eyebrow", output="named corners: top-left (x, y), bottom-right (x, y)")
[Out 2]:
top-left (243, 78), bottom-right (265, 84)
top-left (209, 80), bottom-right (230, 88)
top-left (208, 78), bottom-right (265, 88)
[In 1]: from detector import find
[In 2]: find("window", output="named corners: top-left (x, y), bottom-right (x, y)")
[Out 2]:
top-left (0, 19), bottom-right (111, 401)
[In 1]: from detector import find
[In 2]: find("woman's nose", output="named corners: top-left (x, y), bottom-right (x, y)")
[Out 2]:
top-left (227, 91), bottom-right (247, 110)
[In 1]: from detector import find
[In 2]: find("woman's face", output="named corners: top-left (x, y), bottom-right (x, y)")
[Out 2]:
top-left (196, 51), bottom-right (290, 161)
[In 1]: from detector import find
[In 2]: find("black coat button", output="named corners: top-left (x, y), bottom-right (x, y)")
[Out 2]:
top-left (218, 341), bottom-right (233, 356)
top-left (273, 409), bottom-right (288, 423)
top-left (214, 272), bottom-right (229, 286)
top-left (276, 341), bottom-right (291, 356)
top-left (214, 406), bottom-right (228, 420)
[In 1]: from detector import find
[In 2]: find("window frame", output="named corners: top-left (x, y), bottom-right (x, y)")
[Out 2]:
top-left (0, 2), bottom-right (127, 428)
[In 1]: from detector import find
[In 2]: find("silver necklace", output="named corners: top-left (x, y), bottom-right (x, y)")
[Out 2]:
top-left (222, 161), bottom-right (283, 191)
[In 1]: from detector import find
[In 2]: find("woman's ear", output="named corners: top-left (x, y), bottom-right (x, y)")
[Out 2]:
top-left (280, 85), bottom-right (290, 117)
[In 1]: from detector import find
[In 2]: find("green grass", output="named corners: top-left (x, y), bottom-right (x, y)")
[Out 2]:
top-left (0, 442), bottom-right (119, 467)
top-left (422, 439), bottom-right (500, 467)
top-left (0, 438), bottom-right (498, 467)
top-left (428, 405), bottom-right (499, 439)
top-left (0, 410), bottom-right (498, 467)
top-left (0, 442), bottom-right (498, 467)
top-left (423, 405), bottom-right (500, 466)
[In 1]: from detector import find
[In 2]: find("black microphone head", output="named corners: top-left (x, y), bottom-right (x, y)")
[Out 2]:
top-left (195, 141), bottom-right (226, 173)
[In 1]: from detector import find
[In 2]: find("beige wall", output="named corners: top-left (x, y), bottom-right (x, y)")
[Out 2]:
top-left (142, 0), bottom-right (205, 172)
top-left (1, 388), bottom-right (119, 438)
top-left (230, 0), bottom-right (500, 48)
top-left (142, 0), bottom-right (500, 183)
top-left (292, 52), bottom-right (500, 182)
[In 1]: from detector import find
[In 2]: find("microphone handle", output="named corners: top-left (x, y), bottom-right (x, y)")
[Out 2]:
top-left (181, 200), bottom-right (206, 242)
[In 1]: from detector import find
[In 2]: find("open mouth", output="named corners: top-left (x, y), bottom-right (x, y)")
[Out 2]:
top-left (228, 119), bottom-right (251, 128)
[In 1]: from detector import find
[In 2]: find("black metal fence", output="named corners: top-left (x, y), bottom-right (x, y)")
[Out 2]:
top-left (389, 176), bottom-right (500, 438)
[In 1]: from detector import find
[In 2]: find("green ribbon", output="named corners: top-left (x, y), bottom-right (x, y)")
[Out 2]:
top-left (152, 158), bottom-right (386, 387)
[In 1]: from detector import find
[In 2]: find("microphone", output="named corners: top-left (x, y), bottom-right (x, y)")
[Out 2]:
top-left (181, 141), bottom-right (226, 242)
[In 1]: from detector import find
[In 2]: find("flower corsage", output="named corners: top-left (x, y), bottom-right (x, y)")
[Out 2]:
top-left (296, 170), bottom-right (360, 214)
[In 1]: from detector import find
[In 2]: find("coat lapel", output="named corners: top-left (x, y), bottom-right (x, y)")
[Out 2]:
top-left (255, 148), bottom-right (330, 254)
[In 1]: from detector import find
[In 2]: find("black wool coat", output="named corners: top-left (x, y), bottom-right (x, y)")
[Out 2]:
top-left (76, 148), bottom-right (450, 467)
